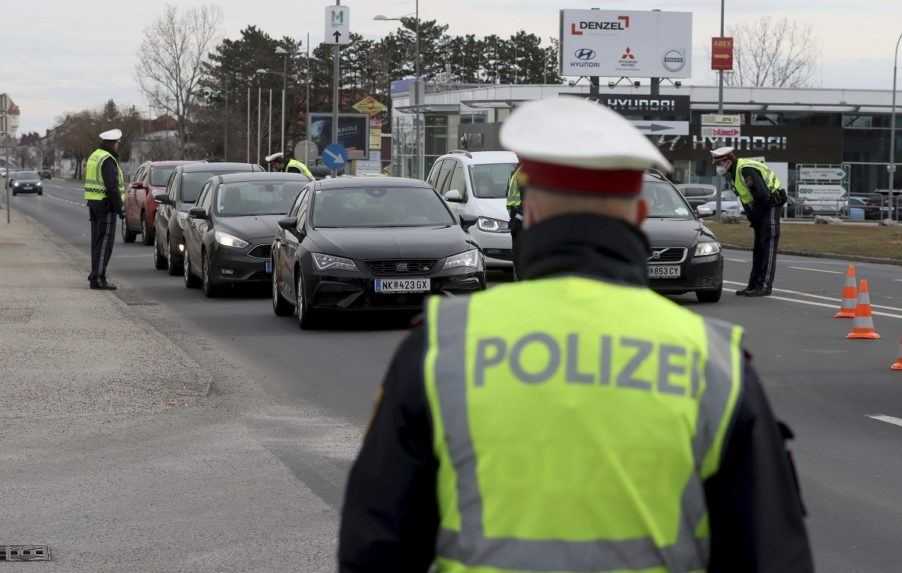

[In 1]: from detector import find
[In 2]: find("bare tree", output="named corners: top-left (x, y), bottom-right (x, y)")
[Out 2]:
top-left (724, 17), bottom-right (817, 88)
top-left (135, 4), bottom-right (221, 158)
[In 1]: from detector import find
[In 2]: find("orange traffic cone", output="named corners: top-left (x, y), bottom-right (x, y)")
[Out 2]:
top-left (891, 339), bottom-right (902, 370)
top-left (834, 264), bottom-right (857, 319)
top-left (847, 279), bottom-right (880, 340)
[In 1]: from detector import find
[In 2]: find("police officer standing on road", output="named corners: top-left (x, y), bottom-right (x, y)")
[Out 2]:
top-left (266, 151), bottom-right (314, 179)
top-left (84, 129), bottom-right (125, 290)
top-left (712, 147), bottom-right (787, 297)
top-left (506, 163), bottom-right (523, 279)
top-left (339, 98), bottom-right (813, 573)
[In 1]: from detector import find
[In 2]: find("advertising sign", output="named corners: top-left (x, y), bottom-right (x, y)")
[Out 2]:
top-left (701, 114), bottom-right (742, 127)
top-left (650, 127), bottom-right (844, 163)
top-left (559, 10), bottom-right (692, 78)
top-left (308, 113), bottom-right (369, 160)
top-left (353, 96), bottom-right (387, 116)
top-left (701, 126), bottom-right (741, 139)
top-left (711, 37), bottom-right (733, 71)
top-left (563, 94), bottom-right (691, 116)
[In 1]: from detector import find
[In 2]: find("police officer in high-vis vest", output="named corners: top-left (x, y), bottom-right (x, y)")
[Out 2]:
top-left (506, 163), bottom-right (523, 278)
top-left (84, 129), bottom-right (125, 290)
top-left (711, 147), bottom-right (787, 297)
top-left (266, 151), bottom-right (314, 179)
top-left (339, 98), bottom-right (813, 573)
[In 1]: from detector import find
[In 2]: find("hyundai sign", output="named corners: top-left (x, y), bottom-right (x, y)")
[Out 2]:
top-left (559, 10), bottom-right (692, 78)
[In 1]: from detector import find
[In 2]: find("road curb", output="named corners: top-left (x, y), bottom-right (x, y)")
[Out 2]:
top-left (721, 243), bottom-right (902, 267)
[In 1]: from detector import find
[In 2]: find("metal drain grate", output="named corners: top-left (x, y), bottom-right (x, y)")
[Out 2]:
top-left (0, 545), bottom-right (52, 561)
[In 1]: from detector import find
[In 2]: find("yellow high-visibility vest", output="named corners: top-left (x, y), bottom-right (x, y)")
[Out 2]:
top-left (83, 148), bottom-right (124, 201)
top-left (285, 159), bottom-right (314, 179)
top-left (733, 158), bottom-right (782, 207)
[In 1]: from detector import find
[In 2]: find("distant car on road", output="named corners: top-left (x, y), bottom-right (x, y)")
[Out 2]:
top-left (38, 168), bottom-right (52, 180)
top-left (271, 176), bottom-right (486, 328)
top-left (428, 150), bottom-right (519, 270)
top-left (675, 183), bottom-right (717, 209)
top-left (153, 162), bottom-right (263, 275)
top-left (182, 172), bottom-right (310, 297)
top-left (122, 160), bottom-right (199, 245)
top-left (696, 190), bottom-right (742, 218)
top-left (9, 171), bottom-right (43, 196)
top-left (643, 172), bottom-right (724, 303)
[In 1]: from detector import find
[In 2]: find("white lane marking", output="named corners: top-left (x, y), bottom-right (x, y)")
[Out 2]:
top-left (723, 286), bottom-right (902, 319)
top-left (724, 280), bottom-right (902, 313)
top-left (789, 266), bottom-right (843, 275)
top-left (868, 415), bottom-right (902, 429)
top-left (725, 257), bottom-right (748, 263)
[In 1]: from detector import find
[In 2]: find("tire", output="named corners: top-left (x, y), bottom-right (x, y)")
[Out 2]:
top-left (697, 287), bottom-right (723, 304)
top-left (37, 191), bottom-right (43, 196)
top-left (122, 216), bottom-right (137, 243)
top-left (183, 249), bottom-right (200, 288)
top-left (201, 252), bottom-right (218, 298)
top-left (272, 268), bottom-right (294, 317)
top-left (295, 269), bottom-right (317, 329)
top-left (11, 191), bottom-right (16, 196)
top-left (153, 234), bottom-right (167, 270)
top-left (141, 212), bottom-right (154, 245)
top-left (167, 237), bottom-right (181, 276)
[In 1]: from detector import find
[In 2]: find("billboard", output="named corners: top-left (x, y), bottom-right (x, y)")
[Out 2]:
top-left (308, 113), bottom-right (369, 160)
top-left (711, 37), bottom-right (734, 71)
top-left (559, 10), bottom-right (692, 78)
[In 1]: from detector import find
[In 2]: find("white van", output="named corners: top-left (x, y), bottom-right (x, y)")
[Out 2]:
top-left (427, 150), bottom-right (518, 270)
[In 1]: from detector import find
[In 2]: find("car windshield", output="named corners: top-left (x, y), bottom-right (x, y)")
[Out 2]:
top-left (17, 171), bottom-right (39, 179)
top-left (215, 181), bottom-right (304, 217)
top-left (313, 186), bottom-right (455, 228)
top-left (469, 163), bottom-right (517, 198)
top-left (181, 171), bottom-right (224, 203)
top-left (151, 167), bottom-right (176, 187)
top-left (642, 180), bottom-right (693, 219)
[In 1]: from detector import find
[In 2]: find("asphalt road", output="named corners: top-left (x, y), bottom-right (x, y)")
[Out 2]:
top-left (10, 180), bottom-right (902, 572)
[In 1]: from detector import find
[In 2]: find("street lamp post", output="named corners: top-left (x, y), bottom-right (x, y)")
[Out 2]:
top-left (276, 47), bottom-right (289, 157)
top-left (376, 0), bottom-right (422, 179)
top-left (889, 32), bottom-right (902, 219)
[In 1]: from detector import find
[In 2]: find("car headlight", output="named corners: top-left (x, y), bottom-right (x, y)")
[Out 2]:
top-left (312, 253), bottom-right (358, 272)
top-left (476, 217), bottom-right (509, 233)
top-left (12, 181), bottom-right (19, 187)
top-left (214, 231), bottom-right (249, 249)
top-left (444, 249), bottom-right (482, 270)
top-left (695, 241), bottom-right (721, 257)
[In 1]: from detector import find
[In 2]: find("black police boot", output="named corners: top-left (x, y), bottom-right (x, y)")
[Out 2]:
top-left (745, 288), bottom-right (771, 297)
top-left (98, 278), bottom-right (118, 291)
top-left (89, 280), bottom-right (103, 290)
top-left (735, 288), bottom-right (751, 296)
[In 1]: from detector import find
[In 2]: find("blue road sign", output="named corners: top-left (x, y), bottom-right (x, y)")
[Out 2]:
top-left (323, 143), bottom-right (348, 170)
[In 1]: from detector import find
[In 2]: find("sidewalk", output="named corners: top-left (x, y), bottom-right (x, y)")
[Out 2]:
top-left (0, 217), bottom-right (341, 572)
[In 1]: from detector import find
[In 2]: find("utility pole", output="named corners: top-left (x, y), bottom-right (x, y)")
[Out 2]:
top-left (246, 86), bottom-right (251, 163)
top-left (276, 46), bottom-right (288, 157)
top-left (223, 75), bottom-right (229, 161)
top-left (331, 0), bottom-right (341, 176)
top-left (716, 0), bottom-right (726, 222)
top-left (889, 32), bottom-right (902, 220)
top-left (306, 32), bottom-right (311, 168)
top-left (268, 88), bottom-right (273, 158)
top-left (257, 83), bottom-right (262, 165)
top-left (415, 0), bottom-right (423, 179)
top-left (5, 136), bottom-right (10, 224)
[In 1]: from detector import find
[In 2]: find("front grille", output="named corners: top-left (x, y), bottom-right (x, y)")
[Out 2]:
top-left (366, 259), bottom-right (438, 276)
top-left (648, 247), bottom-right (687, 263)
top-left (248, 244), bottom-right (272, 259)
top-left (484, 248), bottom-right (512, 261)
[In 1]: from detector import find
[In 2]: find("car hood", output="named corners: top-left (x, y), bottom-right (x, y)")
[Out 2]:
top-left (642, 218), bottom-right (712, 246)
top-left (14, 178), bottom-right (40, 183)
top-left (309, 225), bottom-right (473, 259)
top-left (217, 215), bottom-right (283, 242)
top-left (468, 198), bottom-right (510, 221)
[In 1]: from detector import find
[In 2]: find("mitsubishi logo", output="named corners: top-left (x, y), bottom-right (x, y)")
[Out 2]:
top-left (622, 47), bottom-right (636, 60)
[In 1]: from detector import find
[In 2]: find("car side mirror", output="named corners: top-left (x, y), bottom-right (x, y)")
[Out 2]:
top-left (459, 213), bottom-right (478, 230)
top-left (444, 189), bottom-right (464, 202)
top-left (189, 207), bottom-right (208, 220)
top-left (696, 206), bottom-right (715, 218)
top-left (278, 217), bottom-right (298, 230)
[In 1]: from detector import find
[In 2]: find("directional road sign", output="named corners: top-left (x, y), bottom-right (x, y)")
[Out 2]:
top-left (631, 120), bottom-right (689, 136)
top-left (325, 5), bottom-right (350, 45)
top-left (323, 143), bottom-right (348, 170)
top-left (798, 167), bottom-right (847, 182)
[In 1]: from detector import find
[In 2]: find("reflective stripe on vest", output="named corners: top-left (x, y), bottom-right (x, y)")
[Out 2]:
top-left (733, 158), bottom-right (782, 207)
top-left (506, 166), bottom-right (522, 209)
top-left (285, 159), bottom-right (313, 179)
top-left (424, 278), bottom-right (743, 573)
top-left (84, 148), bottom-right (125, 201)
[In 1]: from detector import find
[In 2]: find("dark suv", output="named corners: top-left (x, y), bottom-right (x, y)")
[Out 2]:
top-left (153, 162), bottom-right (262, 274)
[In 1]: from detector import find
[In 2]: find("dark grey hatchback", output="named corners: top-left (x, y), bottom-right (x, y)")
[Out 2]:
top-left (271, 177), bottom-right (486, 328)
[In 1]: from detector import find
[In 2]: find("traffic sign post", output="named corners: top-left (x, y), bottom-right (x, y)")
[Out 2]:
top-left (325, 2), bottom-right (350, 175)
top-left (323, 143), bottom-right (348, 172)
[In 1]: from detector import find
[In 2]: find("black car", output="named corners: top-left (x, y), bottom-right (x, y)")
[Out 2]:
top-left (643, 173), bottom-right (724, 303)
top-left (9, 171), bottom-right (43, 196)
top-left (182, 172), bottom-right (310, 297)
top-left (153, 162), bottom-right (262, 275)
top-left (271, 177), bottom-right (486, 328)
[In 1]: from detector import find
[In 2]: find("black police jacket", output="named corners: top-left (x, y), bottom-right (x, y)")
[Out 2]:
top-left (338, 213), bottom-right (814, 573)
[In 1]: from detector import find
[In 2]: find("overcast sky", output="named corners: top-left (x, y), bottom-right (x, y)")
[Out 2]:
top-left (4, 0), bottom-right (901, 133)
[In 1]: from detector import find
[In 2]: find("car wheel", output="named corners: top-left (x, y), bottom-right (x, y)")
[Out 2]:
top-left (697, 287), bottom-right (723, 304)
top-left (295, 269), bottom-right (317, 329)
top-left (122, 216), bottom-right (137, 243)
top-left (11, 190), bottom-right (16, 196)
top-left (167, 237), bottom-right (181, 276)
top-left (202, 252), bottom-right (218, 298)
top-left (272, 268), bottom-right (294, 317)
top-left (184, 249), bottom-right (200, 289)
top-left (141, 212), bottom-right (154, 245)
top-left (37, 191), bottom-right (43, 196)
top-left (153, 234), bottom-right (167, 270)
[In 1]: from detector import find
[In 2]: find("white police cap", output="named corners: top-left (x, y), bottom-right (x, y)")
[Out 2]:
top-left (711, 146), bottom-right (736, 160)
top-left (99, 129), bottom-right (122, 141)
top-left (265, 152), bottom-right (284, 163)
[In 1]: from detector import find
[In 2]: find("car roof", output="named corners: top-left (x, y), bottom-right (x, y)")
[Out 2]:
top-left (146, 160), bottom-right (201, 168)
top-left (315, 176), bottom-right (432, 190)
top-left (178, 162), bottom-right (258, 173)
top-left (676, 183), bottom-right (716, 189)
top-left (215, 172), bottom-right (311, 184)
top-left (439, 150), bottom-right (518, 166)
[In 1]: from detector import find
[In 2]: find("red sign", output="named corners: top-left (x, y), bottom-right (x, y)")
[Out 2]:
top-left (711, 37), bottom-right (734, 71)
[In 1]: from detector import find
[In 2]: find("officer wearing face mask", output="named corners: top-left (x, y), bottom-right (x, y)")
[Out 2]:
top-left (712, 147), bottom-right (787, 297)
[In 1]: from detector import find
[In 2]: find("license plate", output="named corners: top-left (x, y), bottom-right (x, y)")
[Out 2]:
top-left (375, 278), bottom-right (431, 293)
top-left (264, 259), bottom-right (272, 273)
top-left (649, 265), bottom-right (681, 279)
